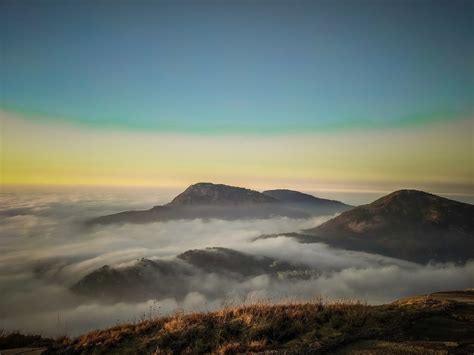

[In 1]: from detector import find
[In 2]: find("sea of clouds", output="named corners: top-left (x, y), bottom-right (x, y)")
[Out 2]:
top-left (0, 191), bottom-right (473, 336)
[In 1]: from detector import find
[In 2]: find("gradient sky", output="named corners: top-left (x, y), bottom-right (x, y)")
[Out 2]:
top-left (1, 0), bottom-right (473, 196)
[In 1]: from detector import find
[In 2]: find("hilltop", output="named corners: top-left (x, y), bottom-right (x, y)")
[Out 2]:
top-left (71, 247), bottom-right (314, 303)
top-left (88, 183), bottom-right (350, 225)
top-left (2, 290), bottom-right (473, 354)
top-left (247, 189), bottom-right (474, 264)
top-left (302, 189), bottom-right (474, 263)
top-left (169, 183), bottom-right (276, 206)
top-left (262, 189), bottom-right (352, 215)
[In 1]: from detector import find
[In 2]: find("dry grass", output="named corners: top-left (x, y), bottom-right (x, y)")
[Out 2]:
top-left (39, 296), bottom-right (455, 354)
top-left (1, 294), bottom-right (466, 354)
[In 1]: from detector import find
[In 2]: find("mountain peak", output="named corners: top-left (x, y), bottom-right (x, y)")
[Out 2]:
top-left (88, 183), bottom-right (350, 225)
top-left (167, 182), bottom-right (277, 206)
top-left (377, 189), bottom-right (435, 201)
top-left (364, 189), bottom-right (461, 216)
top-left (305, 189), bottom-right (474, 263)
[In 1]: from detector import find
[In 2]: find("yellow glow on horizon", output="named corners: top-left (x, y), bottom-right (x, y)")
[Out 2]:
top-left (1, 111), bottom-right (473, 195)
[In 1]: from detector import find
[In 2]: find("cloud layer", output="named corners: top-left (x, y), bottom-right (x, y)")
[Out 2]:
top-left (0, 192), bottom-right (472, 336)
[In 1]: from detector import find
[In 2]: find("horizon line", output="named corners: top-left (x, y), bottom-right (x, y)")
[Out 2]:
top-left (2, 182), bottom-right (474, 198)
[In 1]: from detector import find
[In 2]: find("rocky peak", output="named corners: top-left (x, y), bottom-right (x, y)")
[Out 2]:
top-left (167, 182), bottom-right (277, 206)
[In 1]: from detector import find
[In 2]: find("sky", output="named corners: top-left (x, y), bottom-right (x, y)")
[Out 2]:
top-left (1, 0), bottom-right (473, 197)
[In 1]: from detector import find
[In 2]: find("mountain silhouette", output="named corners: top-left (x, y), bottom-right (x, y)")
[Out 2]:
top-left (263, 189), bottom-right (351, 214)
top-left (88, 182), bottom-right (350, 225)
top-left (303, 190), bottom-right (474, 263)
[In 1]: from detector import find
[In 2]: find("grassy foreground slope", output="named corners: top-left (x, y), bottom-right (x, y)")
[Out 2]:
top-left (2, 290), bottom-right (473, 354)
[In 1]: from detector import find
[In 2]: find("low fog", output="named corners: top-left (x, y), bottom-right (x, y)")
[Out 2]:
top-left (0, 191), bottom-right (472, 336)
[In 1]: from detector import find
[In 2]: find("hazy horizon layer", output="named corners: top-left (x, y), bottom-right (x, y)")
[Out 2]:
top-left (2, 112), bottom-right (473, 200)
top-left (2, 183), bottom-right (474, 206)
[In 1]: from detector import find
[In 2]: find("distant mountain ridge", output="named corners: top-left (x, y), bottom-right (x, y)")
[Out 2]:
top-left (302, 189), bottom-right (474, 263)
top-left (88, 182), bottom-right (350, 225)
top-left (263, 189), bottom-right (351, 214)
top-left (72, 247), bottom-right (315, 302)
top-left (263, 189), bottom-right (343, 205)
top-left (77, 188), bottom-right (474, 304)
top-left (87, 186), bottom-right (472, 263)
top-left (169, 183), bottom-right (277, 206)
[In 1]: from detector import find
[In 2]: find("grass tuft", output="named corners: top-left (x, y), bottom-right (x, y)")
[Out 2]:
top-left (2, 291), bottom-right (473, 354)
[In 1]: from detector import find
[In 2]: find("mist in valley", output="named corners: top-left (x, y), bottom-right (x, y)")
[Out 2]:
top-left (1, 191), bottom-right (473, 337)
